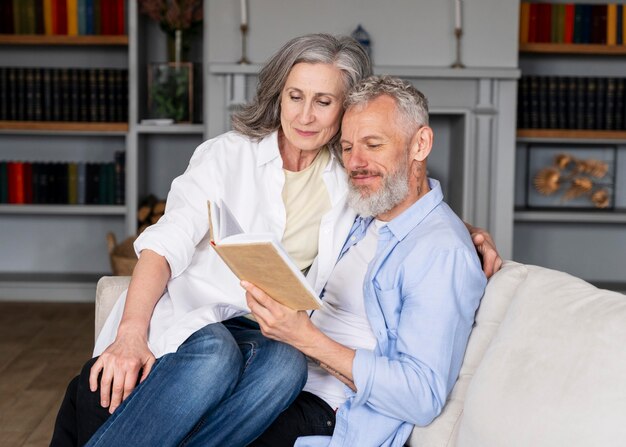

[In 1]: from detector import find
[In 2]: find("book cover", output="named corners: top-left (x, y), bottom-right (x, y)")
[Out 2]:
top-left (575, 77), bottom-right (586, 130)
top-left (13, 161), bottom-right (25, 204)
top-left (551, 4), bottom-right (559, 43)
top-left (0, 0), bottom-right (15, 34)
top-left (98, 162), bottom-right (107, 204)
top-left (538, 76), bottom-right (548, 129)
top-left (77, 161), bottom-right (86, 204)
top-left (41, 68), bottom-right (51, 121)
top-left (97, 68), bottom-right (106, 122)
top-left (586, 77), bottom-right (597, 130)
top-left (43, 0), bottom-right (52, 34)
top-left (70, 68), bottom-right (79, 121)
top-left (517, 76), bottom-right (530, 129)
top-left (31, 162), bottom-right (39, 203)
top-left (567, 76), bottom-right (577, 130)
top-left (618, 5), bottom-right (623, 45)
top-left (528, 3), bottom-right (538, 43)
top-left (68, 162), bottom-right (77, 204)
top-left (113, 150), bottom-right (124, 204)
top-left (78, 69), bottom-right (88, 121)
top-left (615, 78), bottom-right (624, 130)
top-left (595, 77), bottom-right (606, 131)
top-left (85, 0), bottom-right (93, 34)
top-left (115, 0), bottom-right (124, 34)
top-left (623, 4), bottom-right (626, 45)
top-left (7, 162), bottom-right (16, 203)
top-left (77, 0), bottom-right (85, 34)
top-left (34, 0), bottom-right (44, 34)
top-left (208, 200), bottom-right (322, 311)
top-left (51, 68), bottom-right (61, 121)
top-left (106, 69), bottom-right (116, 122)
top-left (88, 68), bottom-right (98, 121)
top-left (564, 4), bottom-right (574, 44)
top-left (607, 3), bottom-right (617, 45)
top-left (33, 68), bottom-right (42, 121)
top-left (59, 68), bottom-right (70, 121)
top-left (15, 67), bottom-right (25, 121)
top-left (557, 76), bottom-right (568, 130)
top-left (56, 0), bottom-right (67, 35)
top-left (93, 0), bottom-right (99, 34)
top-left (0, 161), bottom-right (7, 204)
top-left (67, 0), bottom-right (77, 35)
top-left (38, 162), bottom-right (48, 204)
top-left (98, 0), bottom-right (107, 35)
top-left (582, 5), bottom-right (592, 44)
top-left (605, 78), bottom-right (615, 131)
top-left (23, 162), bottom-right (32, 204)
top-left (24, 68), bottom-right (35, 121)
top-left (519, 3), bottom-right (530, 44)
top-left (50, 0), bottom-right (58, 34)
top-left (547, 76), bottom-right (558, 129)
top-left (12, 0), bottom-right (21, 34)
top-left (573, 4), bottom-right (583, 43)
top-left (7, 68), bottom-right (16, 121)
top-left (590, 5), bottom-right (607, 44)
top-left (23, 0), bottom-right (36, 35)
top-left (0, 68), bottom-right (7, 121)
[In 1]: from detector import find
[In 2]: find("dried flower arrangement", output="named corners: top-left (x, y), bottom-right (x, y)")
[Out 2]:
top-left (138, 0), bottom-right (203, 36)
top-left (533, 152), bottom-right (611, 208)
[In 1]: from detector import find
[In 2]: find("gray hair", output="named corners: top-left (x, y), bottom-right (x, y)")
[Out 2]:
top-left (344, 75), bottom-right (429, 136)
top-left (232, 33), bottom-right (372, 156)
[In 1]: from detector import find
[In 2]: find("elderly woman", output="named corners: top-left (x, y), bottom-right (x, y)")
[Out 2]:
top-left (51, 34), bottom-right (501, 447)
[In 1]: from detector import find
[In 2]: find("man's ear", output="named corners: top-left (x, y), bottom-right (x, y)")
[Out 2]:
top-left (409, 126), bottom-right (433, 162)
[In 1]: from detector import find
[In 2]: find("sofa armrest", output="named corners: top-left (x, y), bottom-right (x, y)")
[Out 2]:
top-left (95, 276), bottom-right (131, 341)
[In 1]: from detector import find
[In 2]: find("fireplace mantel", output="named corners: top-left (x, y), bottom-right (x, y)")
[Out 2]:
top-left (205, 65), bottom-right (520, 258)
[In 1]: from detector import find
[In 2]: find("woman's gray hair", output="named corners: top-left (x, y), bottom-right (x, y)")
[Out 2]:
top-left (232, 33), bottom-right (372, 155)
top-left (344, 75), bottom-right (429, 136)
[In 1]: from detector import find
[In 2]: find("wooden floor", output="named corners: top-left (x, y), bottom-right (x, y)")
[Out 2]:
top-left (0, 302), bottom-right (94, 446)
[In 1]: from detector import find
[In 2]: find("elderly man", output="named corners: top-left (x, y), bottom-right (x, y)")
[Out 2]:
top-left (244, 75), bottom-right (487, 447)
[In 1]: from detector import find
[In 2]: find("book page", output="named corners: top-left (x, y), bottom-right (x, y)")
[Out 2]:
top-left (219, 199), bottom-right (244, 239)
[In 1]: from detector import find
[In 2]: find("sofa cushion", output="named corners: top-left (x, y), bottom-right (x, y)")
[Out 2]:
top-left (408, 261), bottom-right (528, 447)
top-left (95, 276), bottom-right (130, 340)
top-left (457, 265), bottom-right (626, 446)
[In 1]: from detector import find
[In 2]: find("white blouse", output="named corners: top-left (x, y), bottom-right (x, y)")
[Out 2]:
top-left (94, 131), bottom-right (357, 358)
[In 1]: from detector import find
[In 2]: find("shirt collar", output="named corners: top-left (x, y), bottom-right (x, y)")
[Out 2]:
top-left (379, 178), bottom-right (443, 241)
top-left (257, 131), bottom-right (282, 167)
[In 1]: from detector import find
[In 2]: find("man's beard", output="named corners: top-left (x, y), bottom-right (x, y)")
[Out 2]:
top-left (347, 164), bottom-right (410, 218)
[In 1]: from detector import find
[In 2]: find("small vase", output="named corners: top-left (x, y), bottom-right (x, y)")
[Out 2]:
top-left (167, 29), bottom-right (190, 63)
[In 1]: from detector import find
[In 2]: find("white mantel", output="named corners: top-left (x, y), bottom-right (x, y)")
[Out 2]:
top-left (205, 65), bottom-right (520, 258)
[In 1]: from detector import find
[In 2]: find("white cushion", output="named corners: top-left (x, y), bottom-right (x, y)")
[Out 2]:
top-left (409, 261), bottom-right (527, 446)
top-left (95, 276), bottom-right (130, 340)
top-left (458, 265), bottom-right (626, 446)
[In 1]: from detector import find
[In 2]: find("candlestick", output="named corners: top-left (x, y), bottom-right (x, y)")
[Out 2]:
top-left (451, 28), bottom-right (465, 69)
top-left (455, 0), bottom-right (462, 30)
top-left (238, 24), bottom-right (250, 64)
top-left (240, 0), bottom-right (248, 26)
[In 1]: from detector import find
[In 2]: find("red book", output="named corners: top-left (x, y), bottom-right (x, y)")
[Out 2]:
top-left (540, 4), bottom-right (553, 43)
top-left (564, 4), bottom-right (574, 43)
top-left (100, 0), bottom-right (109, 35)
top-left (7, 162), bottom-right (15, 204)
top-left (23, 162), bottom-right (33, 203)
top-left (12, 162), bottom-right (25, 204)
top-left (51, 0), bottom-right (58, 34)
top-left (529, 3), bottom-right (538, 43)
top-left (57, 0), bottom-right (67, 34)
top-left (115, 0), bottom-right (124, 35)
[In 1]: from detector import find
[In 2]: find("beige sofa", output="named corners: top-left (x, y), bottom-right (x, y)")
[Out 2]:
top-left (95, 261), bottom-right (626, 446)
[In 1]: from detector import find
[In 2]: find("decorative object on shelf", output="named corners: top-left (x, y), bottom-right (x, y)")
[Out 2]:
top-left (528, 147), bottom-right (615, 209)
top-left (137, 194), bottom-right (166, 234)
top-left (451, 0), bottom-right (465, 68)
top-left (138, 0), bottom-right (203, 63)
top-left (238, 0), bottom-right (250, 64)
top-left (148, 62), bottom-right (194, 123)
top-left (107, 232), bottom-right (138, 276)
top-left (351, 25), bottom-right (371, 58)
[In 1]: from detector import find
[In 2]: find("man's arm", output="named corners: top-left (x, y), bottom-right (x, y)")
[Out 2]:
top-left (89, 249), bottom-right (170, 413)
top-left (464, 222), bottom-right (503, 278)
top-left (243, 281), bottom-right (357, 391)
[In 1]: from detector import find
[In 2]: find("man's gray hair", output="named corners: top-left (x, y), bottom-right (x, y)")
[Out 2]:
top-left (232, 33), bottom-right (372, 156)
top-left (344, 75), bottom-right (429, 135)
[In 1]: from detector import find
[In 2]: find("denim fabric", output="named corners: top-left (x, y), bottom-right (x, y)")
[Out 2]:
top-left (82, 318), bottom-right (306, 447)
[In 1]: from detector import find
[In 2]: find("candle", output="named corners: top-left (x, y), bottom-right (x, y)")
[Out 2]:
top-left (455, 0), bottom-right (462, 30)
top-left (240, 0), bottom-right (248, 26)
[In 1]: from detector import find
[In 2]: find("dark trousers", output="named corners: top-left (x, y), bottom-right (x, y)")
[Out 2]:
top-left (250, 391), bottom-right (336, 447)
top-left (50, 357), bottom-right (112, 446)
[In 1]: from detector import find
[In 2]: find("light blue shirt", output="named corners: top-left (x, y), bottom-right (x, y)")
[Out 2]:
top-left (296, 179), bottom-right (487, 447)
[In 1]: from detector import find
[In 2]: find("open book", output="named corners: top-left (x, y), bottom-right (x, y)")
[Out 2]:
top-left (208, 200), bottom-right (322, 311)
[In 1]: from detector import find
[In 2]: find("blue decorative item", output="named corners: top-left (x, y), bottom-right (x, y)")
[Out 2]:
top-left (351, 24), bottom-right (371, 58)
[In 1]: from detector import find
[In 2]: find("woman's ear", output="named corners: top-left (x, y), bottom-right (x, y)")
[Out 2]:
top-left (409, 126), bottom-right (434, 162)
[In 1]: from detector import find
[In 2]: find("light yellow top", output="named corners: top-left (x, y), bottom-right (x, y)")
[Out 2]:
top-left (282, 147), bottom-right (332, 272)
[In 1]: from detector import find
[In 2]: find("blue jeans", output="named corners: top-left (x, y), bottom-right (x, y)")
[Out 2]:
top-left (85, 318), bottom-right (307, 447)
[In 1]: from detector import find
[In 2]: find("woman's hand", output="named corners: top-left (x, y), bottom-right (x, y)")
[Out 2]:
top-left (468, 226), bottom-right (503, 279)
top-left (89, 329), bottom-right (156, 414)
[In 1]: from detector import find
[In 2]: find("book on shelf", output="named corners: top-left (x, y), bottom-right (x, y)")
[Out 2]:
top-left (0, 161), bottom-right (7, 204)
top-left (208, 200), bottom-right (322, 311)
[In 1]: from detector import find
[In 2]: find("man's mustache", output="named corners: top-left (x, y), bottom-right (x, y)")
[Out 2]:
top-left (349, 170), bottom-right (382, 178)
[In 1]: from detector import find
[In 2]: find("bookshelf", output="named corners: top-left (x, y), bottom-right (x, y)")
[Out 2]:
top-left (0, 35), bottom-right (128, 45)
top-left (515, 1), bottom-right (626, 286)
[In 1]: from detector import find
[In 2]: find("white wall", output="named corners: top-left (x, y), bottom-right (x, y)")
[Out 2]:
top-left (206, 0), bottom-right (519, 68)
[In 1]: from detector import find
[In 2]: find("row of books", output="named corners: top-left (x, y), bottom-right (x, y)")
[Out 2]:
top-left (518, 76), bottom-right (626, 130)
top-left (520, 3), bottom-right (626, 45)
top-left (0, 67), bottom-right (128, 123)
top-left (0, 0), bottom-right (126, 36)
top-left (0, 152), bottom-right (125, 205)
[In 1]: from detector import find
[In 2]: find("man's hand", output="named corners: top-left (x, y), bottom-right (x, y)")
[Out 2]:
top-left (89, 330), bottom-right (156, 414)
top-left (242, 280), bottom-right (313, 348)
top-left (469, 227), bottom-right (503, 279)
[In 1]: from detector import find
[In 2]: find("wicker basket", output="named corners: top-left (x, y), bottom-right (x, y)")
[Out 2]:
top-left (107, 232), bottom-right (138, 276)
